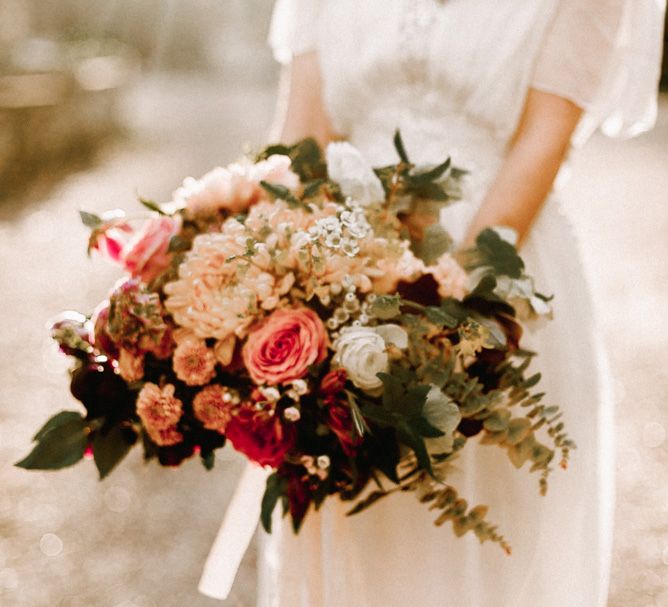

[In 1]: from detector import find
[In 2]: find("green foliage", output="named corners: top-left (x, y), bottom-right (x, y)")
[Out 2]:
top-left (16, 411), bottom-right (88, 470)
top-left (261, 473), bottom-right (288, 533)
top-left (79, 210), bottom-right (102, 228)
top-left (465, 228), bottom-right (524, 279)
top-left (259, 180), bottom-right (301, 207)
top-left (92, 425), bottom-right (136, 479)
top-left (368, 295), bottom-right (402, 320)
top-left (257, 138), bottom-right (326, 183)
top-left (138, 197), bottom-right (171, 216)
top-left (411, 222), bottom-right (453, 265)
top-left (393, 130), bottom-right (410, 164)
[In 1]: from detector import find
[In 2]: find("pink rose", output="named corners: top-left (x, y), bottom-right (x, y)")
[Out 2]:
top-left (92, 215), bottom-right (181, 283)
top-left (122, 215), bottom-right (181, 283)
top-left (242, 308), bottom-right (328, 385)
top-left (174, 155), bottom-right (300, 217)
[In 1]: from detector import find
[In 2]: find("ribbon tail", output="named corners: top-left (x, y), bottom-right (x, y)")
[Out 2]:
top-left (198, 463), bottom-right (271, 600)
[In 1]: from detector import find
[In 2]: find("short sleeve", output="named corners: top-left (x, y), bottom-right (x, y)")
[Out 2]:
top-left (531, 0), bottom-right (666, 144)
top-left (268, 0), bottom-right (323, 64)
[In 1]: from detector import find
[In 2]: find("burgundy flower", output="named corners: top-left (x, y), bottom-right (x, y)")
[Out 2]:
top-left (325, 395), bottom-right (363, 457)
top-left (226, 402), bottom-right (295, 468)
top-left (319, 369), bottom-right (347, 396)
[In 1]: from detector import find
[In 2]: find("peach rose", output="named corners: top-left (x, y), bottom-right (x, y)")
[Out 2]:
top-left (242, 307), bottom-right (328, 385)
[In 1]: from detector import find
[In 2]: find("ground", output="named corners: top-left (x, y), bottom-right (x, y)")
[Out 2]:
top-left (0, 75), bottom-right (666, 607)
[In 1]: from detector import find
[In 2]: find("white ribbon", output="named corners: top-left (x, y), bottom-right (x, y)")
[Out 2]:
top-left (198, 463), bottom-right (271, 600)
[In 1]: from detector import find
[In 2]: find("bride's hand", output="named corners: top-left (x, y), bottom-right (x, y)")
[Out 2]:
top-left (462, 88), bottom-right (582, 248)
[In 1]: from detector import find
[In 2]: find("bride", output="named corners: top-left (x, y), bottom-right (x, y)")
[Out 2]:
top-left (200, 1), bottom-right (666, 606)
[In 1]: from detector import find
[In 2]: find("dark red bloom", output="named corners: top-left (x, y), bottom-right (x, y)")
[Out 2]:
top-left (226, 403), bottom-right (295, 468)
top-left (319, 369), bottom-right (347, 396)
top-left (325, 395), bottom-right (363, 457)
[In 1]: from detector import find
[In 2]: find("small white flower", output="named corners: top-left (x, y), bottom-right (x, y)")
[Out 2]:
top-left (284, 406), bottom-right (301, 422)
top-left (291, 379), bottom-right (308, 395)
top-left (326, 142), bottom-right (385, 206)
top-left (260, 386), bottom-right (281, 402)
top-left (290, 231), bottom-right (312, 250)
top-left (317, 455), bottom-right (331, 469)
top-left (332, 324), bottom-right (409, 393)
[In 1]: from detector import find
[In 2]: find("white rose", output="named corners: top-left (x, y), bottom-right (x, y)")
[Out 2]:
top-left (326, 142), bottom-right (385, 206)
top-left (332, 324), bottom-right (408, 393)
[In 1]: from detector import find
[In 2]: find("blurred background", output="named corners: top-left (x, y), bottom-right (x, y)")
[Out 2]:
top-left (0, 2), bottom-right (666, 606)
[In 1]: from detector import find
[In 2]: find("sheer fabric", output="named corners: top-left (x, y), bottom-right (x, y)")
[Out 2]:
top-left (200, 2), bottom-right (664, 605)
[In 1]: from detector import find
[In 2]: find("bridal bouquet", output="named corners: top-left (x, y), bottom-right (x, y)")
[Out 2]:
top-left (17, 134), bottom-right (573, 552)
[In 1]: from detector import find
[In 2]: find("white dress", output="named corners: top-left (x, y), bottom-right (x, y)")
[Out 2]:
top-left (198, 1), bottom-right (665, 606)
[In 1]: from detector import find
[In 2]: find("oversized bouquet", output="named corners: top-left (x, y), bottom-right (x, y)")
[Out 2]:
top-left (17, 134), bottom-right (573, 552)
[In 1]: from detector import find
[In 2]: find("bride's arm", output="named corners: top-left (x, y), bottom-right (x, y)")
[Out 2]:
top-left (270, 52), bottom-right (336, 147)
top-left (461, 88), bottom-right (583, 248)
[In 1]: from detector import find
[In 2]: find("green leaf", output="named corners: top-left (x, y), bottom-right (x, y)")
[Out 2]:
top-left (409, 415), bottom-right (445, 438)
top-left (346, 490), bottom-right (388, 516)
top-left (303, 178), bottom-right (326, 198)
top-left (411, 223), bottom-right (453, 265)
top-left (138, 197), bottom-right (168, 215)
top-left (397, 424), bottom-right (433, 475)
top-left (422, 387), bottom-right (461, 454)
top-left (33, 411), bottom-right (84, 442)
top-left (16, 412), bottom-right (87, 470)
top-left (411, 158), bottom-right (451, 185)
top-left (368, 295), bottom-right (402, 320)
top-left (472, 229), bottom-right (524, 279)
top-left (167, 234), bottom-right (189, 253)
top-left (259, 180), bottom-right (299, 205)
top-left (261, 473), bottom-right (287, 533)
top-left (200, 451), bottom-right (215, 471)
top-left (79, 210), bottom-right (102, 229)
top-left (393, 130), bottom-right (410, 164)
top-left (92, 425), bottom-right (136, 479)
top-left (415, 182), bottom-right (449, 201)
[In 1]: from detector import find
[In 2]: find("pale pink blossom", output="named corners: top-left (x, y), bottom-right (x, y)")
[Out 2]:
top-left (192, 384), bottom-right (239, 432)
top-left (428, 253), bottom-right (469, 300)
top-left (172, 338), bottom-right (217, 386)
top-left (174, 155), bottom-right (299, 217)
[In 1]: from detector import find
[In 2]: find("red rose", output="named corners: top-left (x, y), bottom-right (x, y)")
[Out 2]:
top-left (242, 307), bottom-right (328, 385)
top-left (319, 369), bottom-right (347, 396)
top-left (226, 403), bottom-right (295, 468)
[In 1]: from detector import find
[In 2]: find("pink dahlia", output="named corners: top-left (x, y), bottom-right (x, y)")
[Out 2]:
top-left (192, 384), bottom-right (239, 433)
top-left (136, 383), bottom-right (183, 431)
top-left (242, 307), bottom-right (328, 385)
top-left (172, 338), bottom-right (217, 386)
